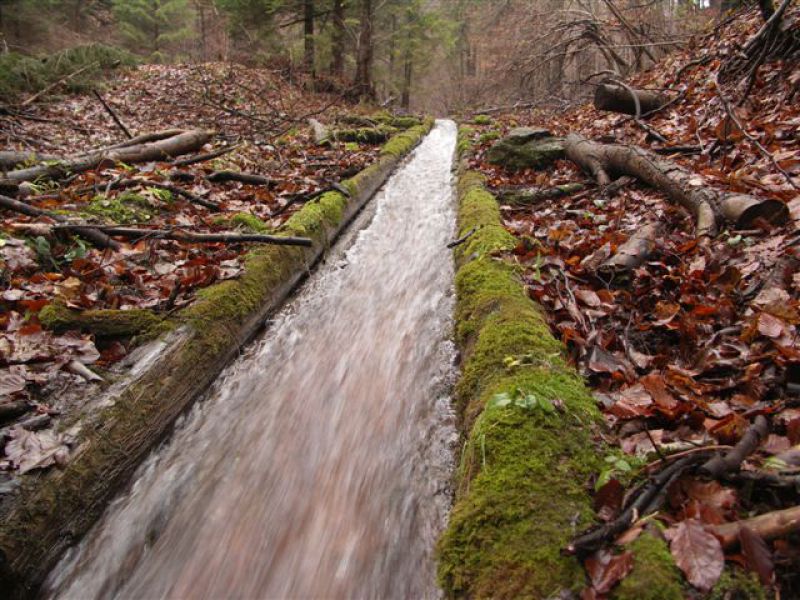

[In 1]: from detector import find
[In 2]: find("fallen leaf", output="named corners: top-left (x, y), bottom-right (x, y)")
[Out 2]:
top-left (739, 526), bottom-right (774, 585)
top-left (665, 519), bottom-right (724, 591)
top-left (585, 549), bottom-right (634, 594)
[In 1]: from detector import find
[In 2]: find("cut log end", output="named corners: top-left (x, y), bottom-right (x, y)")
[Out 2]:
top-left (721, 195), bottom-right (790, 229)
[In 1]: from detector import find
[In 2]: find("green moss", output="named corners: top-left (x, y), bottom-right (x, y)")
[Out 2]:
top-left (457, 126), bottom-right (475, 157)
top-left (709, 569), bottom-right (767, 600)
top-left (438, 399), bottom-right (601, 599)
top-left (84, 192), bottom-right (153, 224)
top-left (39, 302), bottom-right (165, 338)
top-left (344, 142), bottom-right (359, 152)
top-left (380, 120), bottom-right (434, 157)
top-left (614, 533), bottom-right (683, 600)
top-left (478, 131), bottom-right (501, 144)
top-left (214, 212), bottom-right (270, 233)
top-left (439, 137), bottom-right (684, 597)
top-left (472, 115), bottom-right (492, 125)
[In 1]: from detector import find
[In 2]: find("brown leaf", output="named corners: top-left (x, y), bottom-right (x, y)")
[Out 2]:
top-left (575, 289), bottom-right (602, 308)
top-left (757, 312), bottom-right (785, 339)
top-left (585, 550), bottom-right (634, 594)
top-left (608, 383), bottom-right (653, 419)
top-left (665, 519), bottom-right (724, 591)
top-left (594, 478), bottom-right (624, 522)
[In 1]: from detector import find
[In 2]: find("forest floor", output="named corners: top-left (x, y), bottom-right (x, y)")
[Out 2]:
top-left (460, 4), bottom-right (800, 597)
top-left (0, 62), bottom-right (395, 478)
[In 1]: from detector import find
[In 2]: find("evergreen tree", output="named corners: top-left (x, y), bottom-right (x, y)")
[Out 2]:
top-left (112, 0), bottom-right (193, 61)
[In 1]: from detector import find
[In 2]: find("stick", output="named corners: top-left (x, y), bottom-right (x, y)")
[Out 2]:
top-left (92, 90), bottom-right (133, 139)
top-left (172, 145), bottom-right (239, 167)
top-left (447, 227), bottom-right (477, 249)
top-left (206, 171), bottom-right (271, 186)
top-left (710, 505), bottom-right (800, 549)
top-left (699, 415), bottom-right (769, 479)
top-left (52, 224), bottom-right (313, 247)
top-left (113, 179), bottom-right (220, 212)
top-left (0, 194), bottom-right (120, 250)
top-left (20, 62), bottom-right (99, 107)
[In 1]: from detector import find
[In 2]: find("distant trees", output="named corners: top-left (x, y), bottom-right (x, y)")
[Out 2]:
top-left (112, 0), bottom-right (193, 60)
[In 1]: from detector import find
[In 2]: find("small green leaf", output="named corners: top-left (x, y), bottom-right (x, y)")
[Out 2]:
top-left (537, 396), bottom-right (556, 413)
top-left (489, 392), bottom-right (512, 408)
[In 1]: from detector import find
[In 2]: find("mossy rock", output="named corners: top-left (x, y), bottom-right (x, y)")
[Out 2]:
top-left (486, 133), bottom-right (565, 171)
top-left (333, 126), bottom-right (397, 144)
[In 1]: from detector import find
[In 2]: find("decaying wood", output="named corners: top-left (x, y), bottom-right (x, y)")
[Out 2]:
top-left (710, 505), bottom-right (800, 549)
top-left (0, 194), bottom-right (120, 250)
top-left (0, 402), bottom-right (33, 425)
top-left (0, 151), bottom-right (58, 171)
top-left (699, 415), bottom-right (769, 479)
top-left (564, 134), bottom-right (789, 237)
top-left (51, 224), bottom-right (313, 247)
top-left (599, 222), bottom-right (661, 274)
top-left (206, 171), bottom-right (271, 186)
top-left (594, 83), bottom-right (667, 116)
top-left (5, 130), bottom-right (213, 183)
top-left (497, 183), bottom-right (585, 205)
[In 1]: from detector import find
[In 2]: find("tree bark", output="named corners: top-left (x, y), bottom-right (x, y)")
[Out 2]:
top-left (354, 0), bottom-right (375, 99)
top-left (599, 222), bottom-right (661, 274)
top-left (5, 130), bottom-right (213, 183)
top-left (594, 83), bottom-right (668, 116)
top-left (331, 0), bottom-right (345, 77)
top-left (303, 0), bottom-right (316, 78)
top-left (564, 134), bottom-right (789, 237)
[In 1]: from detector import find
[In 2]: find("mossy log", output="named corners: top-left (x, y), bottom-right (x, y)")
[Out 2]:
top-left (39, 304), bottom-right (165, 338)
top-left (0, 118), bottom-right (435, 598)
top-left (333, 127), bottom-right (396, 144)
top-left (337, 114), bottom-right (422, 129)
top-left (594, 83), bottom-right (668, 116)
top-left (497, 182), bottom-right (584, 205)
top-left (564, 134), bottom-right (789, 237)
top-left (436, 127), bottom-right (684, 599)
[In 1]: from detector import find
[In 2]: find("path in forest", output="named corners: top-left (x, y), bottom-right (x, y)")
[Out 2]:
top-left (45, 120), bottom-right (459, 600)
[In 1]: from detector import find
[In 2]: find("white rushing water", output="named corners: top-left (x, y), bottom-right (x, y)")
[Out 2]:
top-left (45, 120), bottom-right (459, 600)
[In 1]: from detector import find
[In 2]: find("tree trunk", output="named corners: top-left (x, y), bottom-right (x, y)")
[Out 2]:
top-left (401, 30), bottom-right (413, 110)
top-left (564, 134), bottom-right (789, 237)
top-left (303, 0), bottom-right (315, 78)
top-left (331, 0), bottom-right (345, 77)
top-left (354, 0), bottom-right (375, 99)
top-left (6, 130), bottom-right (213, 183)
top-left (594, 83), bottom-right (668, 116)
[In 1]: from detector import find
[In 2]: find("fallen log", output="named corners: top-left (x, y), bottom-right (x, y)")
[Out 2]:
top-left (0, 151), bottom-right (58, 171)
top-left (51, 224), bottom-right (313, 247)
top-left (5, 130), bottom-right (213, 183)
top-left (496, 183), bottom-right (585, 205)
top-left (710, 505), bottom-right (800, 549)
top-left (0, 194), bottom-right (120, 250)
top-left (564, 134), bottom-right (789, 237)
top-left (594, 83), bottom-right (667, 116)
top-left (599, 222), bottom-right (661, 274)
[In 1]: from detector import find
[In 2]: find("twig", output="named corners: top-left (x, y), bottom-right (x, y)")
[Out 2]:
top-left (171, 145), bottom-right (240, 167)
top-left (207, 171), bottom-right (271, 186)
top-left (714, 74), bottom-right (799, 190)
top-left (447, 227), bottom-right (477, 249)
top-left (51, 224), bottom-right (313, 247)
top-left (699, 415), bottom-right (769, 478)
top-left (92, 90), bottom-right (133, 139)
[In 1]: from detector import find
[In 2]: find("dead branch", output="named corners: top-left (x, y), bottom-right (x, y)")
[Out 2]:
top-left (564, 134), bottom-right (789, 238)
top-left (50, 224), bottom-right (313, 247)
top-left (5, 130), bottom-right (213, 183)
top-left (0, 194), bottom-right (120, 250)
top-left (710, 505), bottom-right (800, 549)
top-left (699, 415), bottom-right (769, 479)
top-left (594, 83), bottom-right (667, 116)
top-left (171, 145), bottom-right (239, 167)
top-left (496, 183), bottom-right (585, 205)
top-left (206, 171), bottom-right (271, 186)
top-left (92, 90), bottom-right (133, 140)
top-left (599, 222), bottom-right (661, 275)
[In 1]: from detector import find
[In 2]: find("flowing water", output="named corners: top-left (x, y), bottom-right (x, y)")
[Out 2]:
top-left (44, 120), bottom-right (459, 600)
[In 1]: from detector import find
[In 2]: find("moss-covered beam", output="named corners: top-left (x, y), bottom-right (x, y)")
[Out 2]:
top-left (39, 303), bottom-right (166, 338)
top-left (0, 118), bottom-right (435, 598)
top-left (437, 126), bottom-right (684, 599)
